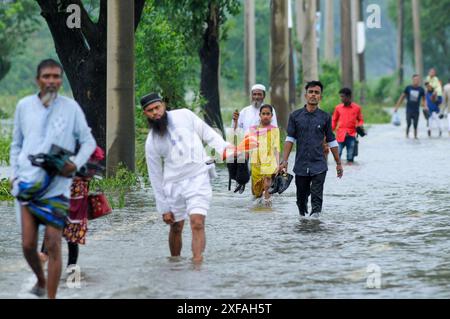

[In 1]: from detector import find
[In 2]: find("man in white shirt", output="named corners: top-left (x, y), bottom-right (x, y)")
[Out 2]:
top-left (232, 84), bottom-right (278, 134)
top-left (142, 93), bottom-right (236, 263)
top-left (9, 59), bottom-right (96, 298)
top-left (443, 79), bottom-right (450, 135)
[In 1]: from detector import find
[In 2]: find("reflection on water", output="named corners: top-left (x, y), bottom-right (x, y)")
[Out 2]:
top-left (1, 116), bottom-right (450, 298)
top-left (295, 218), bottom-right (326, 233)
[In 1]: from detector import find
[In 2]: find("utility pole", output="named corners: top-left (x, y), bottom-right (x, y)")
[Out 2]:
top-left (270, 0), bottom-right (289, 129)
top-left (324, 0), bottom-right (335, 61)
top-left (106, 0), bottom-right (135, 175)
top-left (351, 0), bottom-right (359, 82)
top-left (300, 0), bottom-right (319, 84)
top-left (288, 0), bottom-right (296, 109)
top-left (341, 0), bottom-right (353, 90)
top-left (244, 0), bottom-right (256, 94)
top-left (397, 0), bottom-right (404, 85)
top-left (412, 0), bottom-right (423, 78)
top-left (357, 0), bottom-right (366, 104)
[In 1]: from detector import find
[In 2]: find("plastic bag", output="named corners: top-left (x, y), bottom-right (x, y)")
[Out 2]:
top-left (392, 112), bottom-right (401, 126)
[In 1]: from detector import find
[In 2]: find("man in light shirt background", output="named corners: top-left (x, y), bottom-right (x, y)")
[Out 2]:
top-left (232, 84), bottom-right (278, 134)
top-left (442, 79), bottom-right (450, 135)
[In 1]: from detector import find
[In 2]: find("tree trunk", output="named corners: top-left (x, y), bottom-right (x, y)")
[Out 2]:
top-left (295, 0), bottom-right (305, 105)
top-left (244, 0), bottom-right (256, 95)
top-left (397, 0), bottom-right (404, 86)
top-left (357, 0), bottom-right (366, 104)
top-left (324, 0), bottom-right (335, 62)
top-left (106, 0), bottom-right (135, 175)
top-left (412, 0), bottom-right (423, 78)
top-left (270, 0), bottom-right (289, 130)
top-left (199, 1), bottom-right (224, 135)
top-left (300, 0), bottom-right (318, 84)
top-left (295, 0), bottom-right (306, 48)
top-left (288, 0), bottom-right (296, 109)
top-left (340, 0), bottom-right (353, 90)
top-left (351, 0), bottom-right (359, 83)
top-left (36, 0), bottom-right (145, 153)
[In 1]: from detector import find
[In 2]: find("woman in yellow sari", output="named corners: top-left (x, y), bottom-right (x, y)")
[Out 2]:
top-left (249, 104), bottom-right (280, 207)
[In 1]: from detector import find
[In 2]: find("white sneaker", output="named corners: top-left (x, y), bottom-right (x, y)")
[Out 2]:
top-left (309, 212), bottom-right (320, 219)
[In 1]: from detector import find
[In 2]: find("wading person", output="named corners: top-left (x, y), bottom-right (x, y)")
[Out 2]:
top-left (41, 147), bottom-right (105, 268)
top-left (232, 84), bottom-right (278, 134)
top-left (248, 104), bottom-right (280, 207)
top-left (441, 79), bottom-right (450, 135)
top-left (142, 93), bottom-right (237, 263)
top-left (332, 88), bottom-right (364, 163)
top-left (278, 81), bottom-right (343, 218)
top-left (63, 146), bottom-right (104, 267)
top-left (394, 74), bottom-right (426, 139)
top-left (9, 59), bottom-right (96, 298)
top-left (425, 68), bottom-right (443, 97)
top-left (425, 82), bottom-right (443, 137)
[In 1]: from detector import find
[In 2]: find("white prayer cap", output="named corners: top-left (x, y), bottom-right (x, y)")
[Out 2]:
top-left (251, 84), bottom-right (266, 93)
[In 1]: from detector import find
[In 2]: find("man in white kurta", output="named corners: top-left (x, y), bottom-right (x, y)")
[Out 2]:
top-left (142, 93), bottom-right (234, 263)
top-left (442, 80), bottom-right (450, 134)
top-left (232, 84), bottom-right (278, 134)
top-left (9, 59), bottom-right (96, 298)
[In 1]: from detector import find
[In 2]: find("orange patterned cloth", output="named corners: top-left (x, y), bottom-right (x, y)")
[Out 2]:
top-left (63, 219), bottom-right (88, 245)
top-left (63, 178), bottom-right (89, 245)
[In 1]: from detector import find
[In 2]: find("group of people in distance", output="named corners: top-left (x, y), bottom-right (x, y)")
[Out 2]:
top-left (394, 68), bottom-right (450, 138)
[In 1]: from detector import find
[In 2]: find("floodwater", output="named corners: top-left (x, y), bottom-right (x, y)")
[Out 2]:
top-left (1, 110), bottom-right (449, 298)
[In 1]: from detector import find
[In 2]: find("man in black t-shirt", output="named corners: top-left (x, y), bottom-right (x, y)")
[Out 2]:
top-left (394, 74), bottom-right (427, 139)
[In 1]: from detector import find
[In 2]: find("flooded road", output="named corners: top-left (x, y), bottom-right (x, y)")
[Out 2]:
top-left (1, 111), bottom-right (449, 298)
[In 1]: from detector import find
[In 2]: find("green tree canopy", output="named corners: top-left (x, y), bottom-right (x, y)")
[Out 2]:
top-left (135, 0), bottom-right (198, 108)
top-left (154, 0), bottom-right (241, 50)
top-left (0, 0), bottom-right (40, 81)
top-left (153, 0), bottom-right (241, 133)
top-left (220, 0), bottom-right (270, 92)
top-left (388, 0), bottom-right (450, 82)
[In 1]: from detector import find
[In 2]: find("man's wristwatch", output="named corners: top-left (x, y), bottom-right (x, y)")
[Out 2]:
top-left (336, 162), bottom-right (342, 165)
top-left (280, 160), bottom-right (288, 166)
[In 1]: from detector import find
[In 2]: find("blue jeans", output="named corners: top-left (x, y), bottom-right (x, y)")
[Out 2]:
top-left (338, 135), bottom-right (356, 162)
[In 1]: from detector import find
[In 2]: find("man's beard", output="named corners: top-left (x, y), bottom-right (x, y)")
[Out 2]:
top-left (147, 112), bottom-right (169, 136)
top-left (252, 100), bottom-right (262, 108)
top-left (40, 87), bottom-right (57, 106)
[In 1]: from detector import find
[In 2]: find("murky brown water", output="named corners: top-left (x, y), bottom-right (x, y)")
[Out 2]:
top-left (1, 111), bottom-right (450, 298)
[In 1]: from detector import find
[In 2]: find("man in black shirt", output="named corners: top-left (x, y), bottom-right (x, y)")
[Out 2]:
top-left (394, 74), bottom-right (427, 139)
top-left (278, 81), bottom-right (343, 217)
